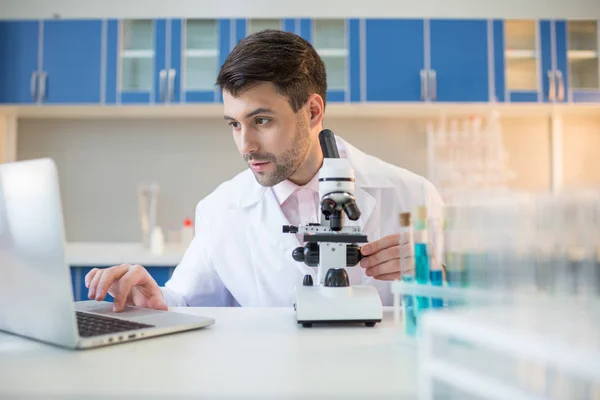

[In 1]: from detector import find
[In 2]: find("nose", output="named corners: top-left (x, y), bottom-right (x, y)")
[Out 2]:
top-left (239, 126), bottom-right (259, 155)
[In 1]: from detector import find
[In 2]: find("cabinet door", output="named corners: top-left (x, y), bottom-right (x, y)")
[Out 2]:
top-left (182, 19), bottom-right (229, 103)
top-left (110, 19), bottom-right (161, 104)
top-left (566, 20), bottom-right (600, 103)
top-left (0, 21), bottom-right (40, 104)
top-left (366, 19), bottom-right (425, 102)
top-left (42, 20), bottom-right (103, 104)
top-left (553, 21), bottom-right (569, 103)
top-left (541, 20), bottom-right (555, 102)
top-left (312, 19), bottom-right (351, 102)
top-left (430, 19), bottom-right (490, 102)
top-left (495, 19), bottom-right (541, 103)
top-left (169, 19), bottom-right (182, 104)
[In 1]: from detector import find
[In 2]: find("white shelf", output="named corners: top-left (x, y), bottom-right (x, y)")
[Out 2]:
top-left (121, 49), bottom-right (154, 58)
top-left (505, 49), bottom-right (537, 59)
top-left (317, 48), bottom-right (348, 57)
top-left (568, 50), bottom-right (599, 60)
top-left (185, 49), bottom-right (219, 58)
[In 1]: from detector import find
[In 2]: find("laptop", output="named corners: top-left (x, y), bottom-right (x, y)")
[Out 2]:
top-left (0, 158), bottom-right (214, 350)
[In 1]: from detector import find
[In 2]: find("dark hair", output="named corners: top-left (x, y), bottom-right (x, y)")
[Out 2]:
top-left (216, 29), bottom-right (327, 112)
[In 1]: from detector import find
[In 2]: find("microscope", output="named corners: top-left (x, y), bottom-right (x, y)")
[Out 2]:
top-left (283, 129), bottom-right (383, 327)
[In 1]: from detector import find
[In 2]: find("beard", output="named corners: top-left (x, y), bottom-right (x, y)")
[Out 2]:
top-left (244, 115), bottom-right (311, 187)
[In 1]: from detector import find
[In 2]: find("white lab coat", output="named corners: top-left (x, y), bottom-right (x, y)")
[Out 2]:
top-left (161, 136), bottom-right (444, 307)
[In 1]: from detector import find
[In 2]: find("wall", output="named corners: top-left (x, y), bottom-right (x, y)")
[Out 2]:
top-left (1, 0), bottom-right (598, 19)
top-left (17, 115), bottom-right (600, 242)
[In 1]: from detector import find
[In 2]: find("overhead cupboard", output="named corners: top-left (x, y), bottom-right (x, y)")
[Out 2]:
top-left (1, 18), bottom-right (599, 105)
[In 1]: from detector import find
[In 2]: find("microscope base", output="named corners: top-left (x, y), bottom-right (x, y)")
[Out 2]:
top-left (294, 285), bottom-right (383, 327)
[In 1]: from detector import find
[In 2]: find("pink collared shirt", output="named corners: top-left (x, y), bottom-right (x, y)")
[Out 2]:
top-left (272, 172), bottom-right (321, 243)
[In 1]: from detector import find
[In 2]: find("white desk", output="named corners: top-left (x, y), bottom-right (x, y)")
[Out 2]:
top-left (0, 307), bottom-right (418, 399)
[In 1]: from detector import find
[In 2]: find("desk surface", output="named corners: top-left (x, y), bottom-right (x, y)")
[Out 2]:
top-left (0, 306), bottom-right (418, 399)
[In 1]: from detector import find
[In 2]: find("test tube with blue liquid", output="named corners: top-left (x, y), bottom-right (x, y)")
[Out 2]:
top-left (413, 206), bottom-right (431, 316)
top-left (428, 214), bottom-right (444, 308)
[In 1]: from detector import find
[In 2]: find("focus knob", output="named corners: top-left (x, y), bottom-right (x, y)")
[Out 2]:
top-left (292, 247), bottom-right (305, 262)
top-left (303, 275), bottom-right (313, 286)
top-left (324, 268), bottom-right (350, 287)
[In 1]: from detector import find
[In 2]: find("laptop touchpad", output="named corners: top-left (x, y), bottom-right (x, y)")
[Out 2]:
top-left (75, 301), bottom-right (167, 318)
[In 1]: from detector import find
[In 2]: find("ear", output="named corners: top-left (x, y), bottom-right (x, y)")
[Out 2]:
top-left (306, 94), bottom-right (325, 129)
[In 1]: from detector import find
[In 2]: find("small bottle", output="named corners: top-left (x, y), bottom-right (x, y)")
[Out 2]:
top-left (180, 217), bottom-right (194, 248)
top-left (150, 226), bottom-right (165, 255)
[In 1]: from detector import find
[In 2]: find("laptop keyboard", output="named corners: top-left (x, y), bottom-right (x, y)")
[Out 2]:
top-left (76, 311), bottom-right (155, 338)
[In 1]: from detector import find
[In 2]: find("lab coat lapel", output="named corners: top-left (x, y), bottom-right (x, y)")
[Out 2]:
top-left (251, 188), bottom-right (313, 278)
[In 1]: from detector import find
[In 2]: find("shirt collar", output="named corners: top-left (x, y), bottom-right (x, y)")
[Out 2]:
top-left (272, 170), bottom-right (320, 206)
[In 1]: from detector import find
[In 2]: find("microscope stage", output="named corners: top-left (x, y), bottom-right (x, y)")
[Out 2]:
top-left (294, 284), bottom-right (383, 327)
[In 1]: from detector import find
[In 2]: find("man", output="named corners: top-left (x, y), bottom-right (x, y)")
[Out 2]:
top-left (85, 30), bottom-right (443, 312)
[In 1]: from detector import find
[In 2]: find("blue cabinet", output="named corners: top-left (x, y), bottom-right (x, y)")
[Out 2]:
top-left (366, 19), bottom-right (425, 102)
top-left (430, 20), bottom-right (490, 102)
top-left (0, 21), bottom-right (39, 104)
top-left (492, 19), bottom-right (588, 104)
top-left (70, 266), bottom-right (175, 302)
top-left (541, 20), bottom-right (569, 103)
top-left (106, 18), bottom-right (232, 104)
top-left (179, 19), bottom-right (231, 103)
top-left (366, 19), bottom-right (490, 103)
top-left (0, 20), bottom-right (102, 104)
top-left (43, 20), bottom-right (103, 104)
top-left (2, 17), bottom-right (599, 107)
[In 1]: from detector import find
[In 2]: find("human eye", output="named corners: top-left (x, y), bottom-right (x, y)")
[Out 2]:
top-left (228, 121), bottom-right (241, 129)
top-left (255, 117), bottom-right (271, 126)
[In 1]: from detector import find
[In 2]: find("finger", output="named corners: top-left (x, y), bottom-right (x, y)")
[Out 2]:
top-left (361, 245), bottom-right (400, 268)
top-left (365, 259), bottom-right (400, 278)
top-left (147, 295), bottom-right (169, 312)
top-left (112, 265), bottom-right (144, 312)
top-left (95, 264), bottom-right (130, 301)
top-left (88, 269), bottom-right (104, 299)
top-left (374, 272), bottom-right (401, 281)
top-left (84, 268), bottom-right (99, 288)
top-left (399, 241), bottom-right (412, 256)
top-left (360, 234), bottom-right (400, 256)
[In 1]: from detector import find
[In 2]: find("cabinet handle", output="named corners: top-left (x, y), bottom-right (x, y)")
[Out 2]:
top-left (39, 71), bottom-right (47, 102)
top-left (159, 69), bottom-right (167, 102)
top-left (168, 69), bottom-right (176, 101)
top-left (547, 70), bottom-right (556, 101)
top-left (555, 70), bottom-right (565, 101)
top-left (30, 71), bottom-right (38, 101)
top-left (429, 69), bottom-right (437, 101)
top-left (420, 70), bottom-right (428, 101)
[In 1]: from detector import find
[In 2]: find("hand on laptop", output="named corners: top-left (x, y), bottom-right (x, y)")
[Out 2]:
top-left (84, 264), bottom-right (168, 312)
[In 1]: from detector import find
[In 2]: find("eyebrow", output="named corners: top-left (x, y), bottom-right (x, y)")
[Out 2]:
top-left (223, 107), bottom-right (274, 121)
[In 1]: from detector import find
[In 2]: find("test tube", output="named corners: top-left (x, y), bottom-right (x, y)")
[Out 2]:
top-left (414, 206), bottom-right (431, 314)
top-left (398, 212), bottom-right (417, 335)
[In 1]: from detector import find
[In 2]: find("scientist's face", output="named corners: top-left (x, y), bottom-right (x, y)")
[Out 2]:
top-left (223, 82), bottom-right (314, 187)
